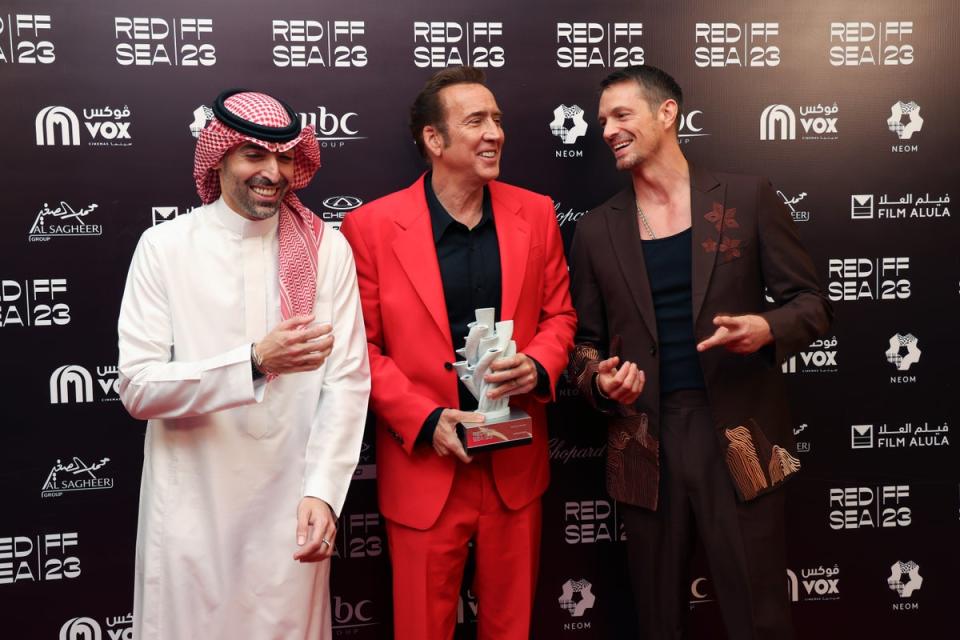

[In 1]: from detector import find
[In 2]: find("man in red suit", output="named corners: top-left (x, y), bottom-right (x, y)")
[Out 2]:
top-left (340, 66), bottom-right (576, 640)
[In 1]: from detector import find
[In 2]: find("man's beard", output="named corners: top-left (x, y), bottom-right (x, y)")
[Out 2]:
top-left (237, 177), bottom-right (288, 220)
top-left (616, 152), bottom-right (642, 172)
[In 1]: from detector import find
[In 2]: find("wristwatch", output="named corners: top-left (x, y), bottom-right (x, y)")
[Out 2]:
top-left (251, 342), bottom-right (266, 380)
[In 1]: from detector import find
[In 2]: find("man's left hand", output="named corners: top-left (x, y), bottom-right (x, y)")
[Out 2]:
top-left (293, 497), bottom-right (337, 562)
top-left (484, 353), bottom-right (538, 400)
top-left (696, 314), bottom-right (773, 354)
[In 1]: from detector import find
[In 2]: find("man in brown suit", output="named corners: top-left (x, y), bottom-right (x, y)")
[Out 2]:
top-left (568, 65), bottom-right (831, 639)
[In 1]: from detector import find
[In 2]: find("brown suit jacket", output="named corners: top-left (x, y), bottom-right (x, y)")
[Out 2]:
top-left (568, 165), bottom-right (831, 509)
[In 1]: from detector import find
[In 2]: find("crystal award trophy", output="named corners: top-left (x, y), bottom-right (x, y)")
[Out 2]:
top-left (453, 308), bottom-right (533, 452)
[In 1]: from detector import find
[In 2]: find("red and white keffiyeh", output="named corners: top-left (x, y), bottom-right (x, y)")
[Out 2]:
top-left (193, 91), bottom-right (324, 321)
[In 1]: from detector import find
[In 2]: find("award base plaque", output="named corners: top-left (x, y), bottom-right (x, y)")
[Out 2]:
top-left (458, 408), bottom-right (533, 453)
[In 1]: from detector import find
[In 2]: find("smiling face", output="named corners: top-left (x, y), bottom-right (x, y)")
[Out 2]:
top-left (426, 83), bottom-right (504, 186)
top-left (598, 80), bottom-right (676, 172)
top-left (216, 142), bottom-right (295, 220)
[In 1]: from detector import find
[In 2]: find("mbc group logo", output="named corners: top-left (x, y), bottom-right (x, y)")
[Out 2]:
top-left (187, 103), bottom-right (363, 149)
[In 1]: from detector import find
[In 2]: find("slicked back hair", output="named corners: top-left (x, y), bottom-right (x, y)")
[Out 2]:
top-left (600, 65), bottom-right (684, 132)
top-left (410, 66), bottom-right (487, 159)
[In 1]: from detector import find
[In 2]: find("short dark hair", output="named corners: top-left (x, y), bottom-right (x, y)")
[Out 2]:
top-left (600, 65), bottom-right (684, 131)
top-left (410, 66), bottom-right (487, 158)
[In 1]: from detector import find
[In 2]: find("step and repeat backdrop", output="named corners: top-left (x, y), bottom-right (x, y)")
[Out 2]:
top-left (2, 0), bottom-right (956, 637)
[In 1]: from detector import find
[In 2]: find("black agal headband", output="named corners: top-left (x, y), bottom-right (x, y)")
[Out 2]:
top-left (212, 88), bottom-right (301, 143)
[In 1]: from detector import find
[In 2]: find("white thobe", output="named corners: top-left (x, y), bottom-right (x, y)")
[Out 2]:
top-left (118, 198), bottom-right (370, 640)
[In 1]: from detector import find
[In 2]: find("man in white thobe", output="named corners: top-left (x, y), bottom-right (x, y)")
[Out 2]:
top-left (118, 89), bottom-right (370, 640)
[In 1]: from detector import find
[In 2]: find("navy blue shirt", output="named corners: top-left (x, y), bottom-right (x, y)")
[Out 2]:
top-left (641, 228), bottom-right (706, 393)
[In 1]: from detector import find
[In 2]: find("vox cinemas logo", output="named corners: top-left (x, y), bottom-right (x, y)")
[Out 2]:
top-left (0, 278), bottom-right (70, 328)
top-left (564, 498), bottom-right (624, 544)
top-left (0, 13), bottom-right (55, 64)
top-left (272, 19), bottom-right (366, 68)
top-left (760, 102), bottom-right (839, 141)
top-left (60, 613), bottom-right (133, 640)
top-left (28, 201), bottom-right (101, 242)
top-left (299, 107), bottom-right (365, 148)
top-left (556, 22), bottom-right (643, 68)
top-left (888, 101), bottom-right (923, 153)
top-left (827, 257), bottom-right (910, 302)
top-left (413, 21), bottom-right (504, 68)
top-left (0, 532), bottom-right (80, 585)
top-left (828, 485), bottom-right (911, 530)
top-left (694, 22), bottom-right (780, 67)
top-left (114, 17), bottom-right (215, 66)
top-left (850, 192), bottom-right (950, 221)
top-left (851, 422), bottom-right (949, 451)
top-left (787, 565), bottom-right (841, 602)
top-left (50, 365), bottom-right (121, 404)
top-left (778, 190), bottom-right (811, 222)
top-left (829, 21), bottom-right (913, 66)
top-left (41, 456), bottom-right (114, 499)
top-left (35, 105), bottom-right (133, 147)
top-left (781, 337), bottom-right (838, 374)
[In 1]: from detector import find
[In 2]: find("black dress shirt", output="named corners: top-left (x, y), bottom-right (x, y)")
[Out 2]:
top-left (417, 173), bottom-right (548, 444)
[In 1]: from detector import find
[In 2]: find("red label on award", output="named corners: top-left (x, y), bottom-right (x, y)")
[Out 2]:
top-left (459, 408), bottom-right (533, 453)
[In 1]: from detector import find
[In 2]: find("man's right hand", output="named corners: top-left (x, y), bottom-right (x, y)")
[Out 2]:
top-left (254, 314), bottom-right (334, 376)
top-left (596, 356), bottom-right (645, 405)
top-left (433, 409), bottom-right (483, 464)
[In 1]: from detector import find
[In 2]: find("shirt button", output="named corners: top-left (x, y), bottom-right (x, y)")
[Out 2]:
top-left (650, 345), bottom-right (657, 356)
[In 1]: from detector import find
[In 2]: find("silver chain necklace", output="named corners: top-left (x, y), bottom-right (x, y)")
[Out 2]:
top-left (636, 201), bottom-right (657, 240)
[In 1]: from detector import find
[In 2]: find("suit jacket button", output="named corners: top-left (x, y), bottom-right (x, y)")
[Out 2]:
top-left (444, 361), bottom-right (453, 371)
top-left (649, 345), bottom-right (657, 356)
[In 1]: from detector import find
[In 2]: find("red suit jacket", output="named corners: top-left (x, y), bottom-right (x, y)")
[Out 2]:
top-left (340, 175), bottom-right (576, 530)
